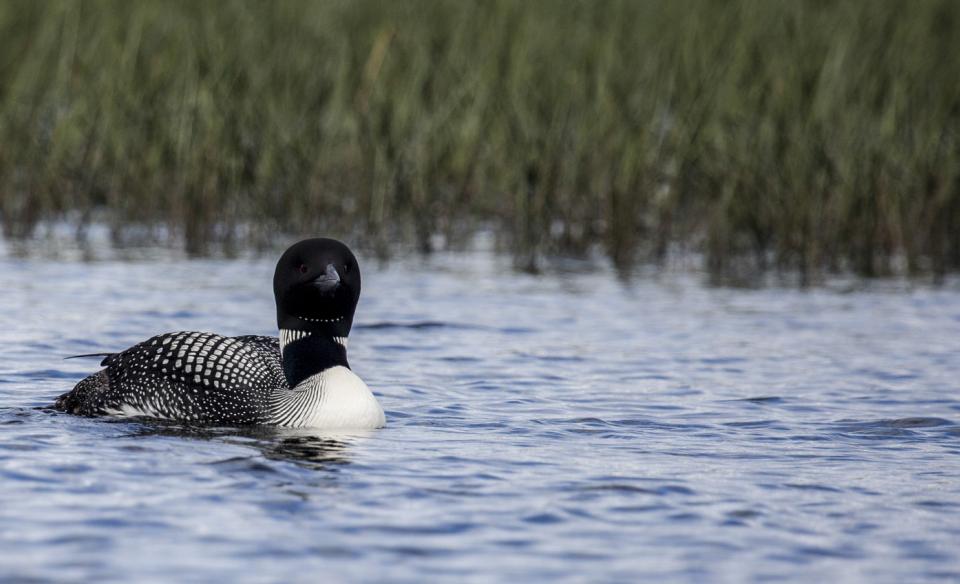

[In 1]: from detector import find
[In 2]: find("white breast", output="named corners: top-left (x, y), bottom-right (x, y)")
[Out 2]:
top-left (273, 367), bottom-right (385, 429)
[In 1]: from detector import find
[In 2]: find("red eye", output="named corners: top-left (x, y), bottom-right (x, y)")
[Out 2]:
top-left (298, 264), bottom-right (309, 274)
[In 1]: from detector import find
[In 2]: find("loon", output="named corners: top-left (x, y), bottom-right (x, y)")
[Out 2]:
top-left (54, 238), bottom-right (385, 429)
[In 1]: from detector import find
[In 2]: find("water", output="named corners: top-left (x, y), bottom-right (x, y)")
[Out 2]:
top-left (1, 245), bottom-right (959, 582)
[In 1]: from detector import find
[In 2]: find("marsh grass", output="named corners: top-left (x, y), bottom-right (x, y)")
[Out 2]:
top-left (1, 0), bottom-right (958, 280)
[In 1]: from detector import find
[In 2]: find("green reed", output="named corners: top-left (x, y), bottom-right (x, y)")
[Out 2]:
top-left (1, 0), bottom-right (958, 280)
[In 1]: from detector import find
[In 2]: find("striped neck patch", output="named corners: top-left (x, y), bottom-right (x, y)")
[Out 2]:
top-left (279, 329), bottom-right (348, 353)
top-left (279, 329), bottom-right (311, 351)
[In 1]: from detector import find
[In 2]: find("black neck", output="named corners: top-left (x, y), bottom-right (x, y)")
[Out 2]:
top-left (280, 333), bottom-right (349, 386)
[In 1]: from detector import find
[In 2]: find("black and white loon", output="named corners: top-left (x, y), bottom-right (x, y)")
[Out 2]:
top-left (55, 238), bottom-right (385, 429)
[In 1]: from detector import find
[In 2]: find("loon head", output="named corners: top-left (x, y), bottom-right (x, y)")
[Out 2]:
top-left (273, 238), bottom-right (361, 339)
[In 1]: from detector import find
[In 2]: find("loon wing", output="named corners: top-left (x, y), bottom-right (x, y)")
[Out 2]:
top-left (143, 332), bottom-right (284, 389)
top-left (63, 352), bottom-right (116, 363)
top-left (56, 332), bottom-right (287, 424)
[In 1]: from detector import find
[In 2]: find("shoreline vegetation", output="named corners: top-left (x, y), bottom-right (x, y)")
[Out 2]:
top-left (1, 1), bottom-right (958, 282)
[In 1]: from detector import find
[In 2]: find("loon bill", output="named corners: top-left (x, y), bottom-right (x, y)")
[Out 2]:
top-left (54, 238), bottom-right (385, 430)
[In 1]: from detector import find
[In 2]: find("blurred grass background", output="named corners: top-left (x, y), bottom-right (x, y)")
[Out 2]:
top-left (0, 0), bottom-right (958, 280)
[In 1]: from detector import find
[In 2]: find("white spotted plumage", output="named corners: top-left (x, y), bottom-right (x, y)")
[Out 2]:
top-left (59, 331), bottom-right (383, 429)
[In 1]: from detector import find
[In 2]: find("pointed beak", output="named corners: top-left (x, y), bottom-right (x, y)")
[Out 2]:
top-left (311, 263), bottom-right (341, 293)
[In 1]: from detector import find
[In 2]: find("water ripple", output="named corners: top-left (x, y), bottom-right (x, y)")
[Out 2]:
top-left (1, 254), bottom-right (959, 582)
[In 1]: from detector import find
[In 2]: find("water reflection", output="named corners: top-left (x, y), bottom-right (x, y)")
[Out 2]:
top-left (118, 420), bottom-right (369, 471)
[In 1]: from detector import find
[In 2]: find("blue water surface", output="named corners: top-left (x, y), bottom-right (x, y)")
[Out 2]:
top-left (1, 240), bottom-right (959, 582)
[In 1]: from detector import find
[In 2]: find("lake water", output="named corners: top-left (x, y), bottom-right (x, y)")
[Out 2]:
top-left (1, 242), bottom-right (959, 582)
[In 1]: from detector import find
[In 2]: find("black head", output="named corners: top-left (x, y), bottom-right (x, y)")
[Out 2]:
top-left (273, 238), bottom-right (361, 337)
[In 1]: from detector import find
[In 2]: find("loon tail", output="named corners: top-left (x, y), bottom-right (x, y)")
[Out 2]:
top-left (55, 370), bottom-right (111, 415)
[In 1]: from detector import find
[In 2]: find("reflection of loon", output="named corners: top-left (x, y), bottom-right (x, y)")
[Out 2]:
top-left (55, 238), bottom-right (385, 429)
top-left (127, 424), bottom-right (359, 471)
top-left (265, 435), bottom-right (352, 468)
